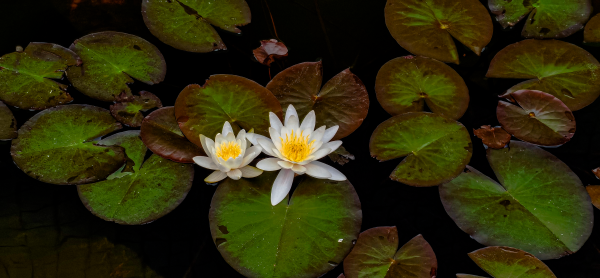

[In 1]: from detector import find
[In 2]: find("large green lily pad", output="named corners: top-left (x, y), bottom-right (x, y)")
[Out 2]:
top-left (489, 0), bottom-right (592, 39)
top-left (78, 130), bottom-right (194, 225)
top-left (584, 13), bottom-right (600, 43)
top-left (384, 0), bottom-right (493, 64)
top-left (375, 56), bottom-right (469, 120)
top-left (142, 0), bottom-right (251, 53)
top-left (209, 173), bottom-right (362, 278)
top-left (266, 61), bottom-right (369, 140)
top-left (66, 31), bottom-right (167, 102)
top-left (110, 91), bottom-right (163, 127)
top-left (439, 141), bottom-right (594, 260)
top-left (0, 101), bottom-right (17, 140)
top-left (468, 247), bottom-right (556, 278)
top-left (141, 106), bottom-right (205, 163)
top-left (370, 112), bottom-right (472, 186)
top-left (0, 43), bottom-right (80, 110)
top-left (10, 104), bottom-right (125, 185)
top-left (175, 74), bottom-right (282, 148)
top-left (343, 227), bottom-right (437, 278)
top-left (486, 39), bottom-right (600, 111)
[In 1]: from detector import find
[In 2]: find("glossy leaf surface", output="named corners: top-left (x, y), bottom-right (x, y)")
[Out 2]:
top-left (469, 247), bottom-right (556, 278)
top-left (473, 125), bottom-right (510, 149)
top-left (0, 101), bottom-right (17, 140)
top-left (110, 91), bottom-right (163, 127)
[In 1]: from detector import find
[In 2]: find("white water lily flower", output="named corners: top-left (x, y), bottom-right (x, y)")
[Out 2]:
top-left (247, 104), bottom-right (347, 206)
top-left (193, 121), bottom-right (263, 183)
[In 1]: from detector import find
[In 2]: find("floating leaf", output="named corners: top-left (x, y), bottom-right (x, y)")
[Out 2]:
top-left (384, 0), bottom-right (493, 64)
top-left (586, 186), bottom-right (600, 209)
top-left (11, 104), bottom-right (125, 185)
top-left (253, 39), bottom-right (288, 66)
top-left (0, 43), bottom-right (80, 110)
top-left (78, 130), bottom-right (194, 225)
top-left (110, 91), bottom-right (162, 127)
top-left (468, 246), bottom-right (557, 278)
top-left (267, 61), bottom-right (369, 140)
top-left (456, 275), bottom-right (487, 278)
top-left (209, 173), bottom-right (362, 278)
top-left (584, 13), bottom-right (600, 43)
top-left (142, 0), bottom-right (251, 52)
top-left (375, 56), bottom-right (469, 120)
top-left (328, 145), bottom-right (355, 166)
top-left (141, 106), bottom-right (204, 163)
top-left (0, 101), bottom-right (17, 140)
top-left (486, 39), bottom-right (600, 111)
top-left (370, 112), bottom-right (472, 186)
top-left (66, 31), bottom-right (167, 101)
top-left (473, 125), bottom-right (510, 149)
top-left (489, 0), bottom-right (592, 39)
top-left (439, 141), bottom-right (594, 259)
top-left (343, 227), bottom-right (437, 278)
top-left (175, 74), bottom-right (282, 148)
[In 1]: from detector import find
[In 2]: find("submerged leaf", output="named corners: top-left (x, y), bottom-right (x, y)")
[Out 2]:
top-left (110, 91), bottom-right (163, 127)
top-left (469, 246), bottom-right (556, 278)
top-left (328, 145), bottom-right (355, 166)
top-left (0, 101), bottom-right (17, 140)
top-left (253, 39), bottom-right (288, 66)
top-left (586, 185), bottom-right (600, 209)
top-left (584, 13), bottom-right (600, 43)
top-left (473, 125), bottom-right (511, 149)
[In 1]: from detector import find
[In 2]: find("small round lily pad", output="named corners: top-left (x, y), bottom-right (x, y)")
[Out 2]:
top-left (473, 125), bottom-right (511, 149)
top-left (0, 43), bottom-right (80, 110)
top-left (66, 31), bottom-right (167, 102)
top-left (140, 106), bottom-right (205, 163)
top-left (11, 104), bottom-right (125, 185)
top-left (370, 112), bottom-right (472, 186)
top-left (110, 91), bottom-right (163, 127)
top-left (584, 13), bottom-right (600, 43)
top-left (486, 39), bottom-right (600, 111)
top-left (384, 0), bottom-right (493, 64)
top-left (375, 56), bottom-right (469, 120)
top-left (0, 101), bottom-right (17, 140)
top-left (469, 246), bottom-right (556, 278)
top-left (266, 61), bottom-right (369, 140)
top-left (175, 74), bottom-right (282, 148)
top-left (142, 0), bottom-right (251, 53)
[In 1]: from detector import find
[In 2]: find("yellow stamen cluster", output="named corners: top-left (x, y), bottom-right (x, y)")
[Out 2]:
top-left (280, 130), bottom-right (314, 162)
top-left (215, 141), bottom-right (242, 160)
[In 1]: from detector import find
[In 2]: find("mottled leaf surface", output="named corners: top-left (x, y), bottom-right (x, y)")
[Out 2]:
top-left (253, 39), bottom-right (288, 66)
top-left (473, 125), bottom-right (510, 149)
top-left (469, 247), bottom-right (556, 278)
top-left (0, 42), bottom-right (80, 110)
top-left (67, 31), bottom-right (167, 101)
top-left (370, 112), bottom-right (472, 186)
top-left (11, 104), bottom-right (125, 185)
top-left (375, 56), bottom-right (469, 120)
top-left (439, 141), bottom-right (593, 260)
top-left (110, 91), bottom-right (163, 127)
top-left (584, 13), bottom-right (600, 43)
top-left (586, 185), bottom-right (600, 210)
top-left (267, 61), bottom-right (369, 140)
top-left (384, 0), bottom-right (493, 64)
top-left (209, 173), bottom-right (362, 278)
top-left (486, 39), bottom-right (600, 111)
top-left (0, 101), bottom-right (17, 140)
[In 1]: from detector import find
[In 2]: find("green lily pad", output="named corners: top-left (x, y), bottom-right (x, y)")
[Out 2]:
top-left (175, 74), bottom-right (282, 149)
top-left (584, 13), bottom-right (600, 43)
top-left (140, 106), bottom-right (205, 163)
top-left (110, 91), bottom-right (163, 127)
top-left (266, 61), bottom-right (369, 140)
top-left (369, 112), bottom-right (472, 186)
top-left (486, 39), bottom-right (600, 111)
top-left (10, 104), bottom-right (125, 185)
top-left (497, 90), bottom-right (575, 146)
top-left (375, 56), bottom-right (469, 120)
top-left (0, 43), bottom-right (80, 110)
top-left (209, 173), bottom-right (362, 278)
top-left (586, 185), bottom-right (600, 210)
top-left (66, 31), bottom-right (167, 102)
top-left (384, 0), bottom-right (493, 64)
top-left (439, 141), bottom-right (594, 260)
top-left (468, 246), bottom-right (556, 278)
top-left (343, 227), bottom-right (437, 278)
top-left (0, 101), bottom-right (17, 140)
top-left (142, 0), bottom-right (251, 53)
top-left (489, 0), bottom-right (592, 39)
top-left (78, 130), bottom-right (194, 225)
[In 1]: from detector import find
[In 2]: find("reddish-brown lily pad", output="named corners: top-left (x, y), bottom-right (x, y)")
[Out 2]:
top-left (584, 13), bottom-right (600, 43)
top-left (486, 39), bottom-right (600, 111)
top-left (468, 246), bottom-right (556, 278)
top-left (267, 61), bottom-right (369, 140)
top-left (586, 185), bottom-right (600, 210)
top-left (140, 106), bottom-right (205, 163)
top-left (0, 101), bottom-right (17, 140)
top-left (497, 90), bottom-right (575, 146)
top-left (384, 0), bottom-right (493, 64)
top-left (110, 91), bottom-right (162, 127)
top-left (253, 39), bottom-right (288, 66)
top-left (473, 125), bottom-right (511, 149)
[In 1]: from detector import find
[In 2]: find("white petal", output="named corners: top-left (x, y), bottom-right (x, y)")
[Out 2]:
top-left (300, 110), bottom-right (316, 133)
top-left (271, 148), bottom-right (288, 161)
top-left (216, 157), bottom-right (232, 172)
top-left (277, 160), bottom-right (294, 169)
top-left (236, 129), bottom-right (246, 143)
top-left (322, 125), bottom-right (339, 143)
top-left (270, 112), bottom-right (284, 134)
top-left (304, 162), bottom-right (332, 179)
top-left (222, 121), bottom-right (234, 136)
top-left (323, 141), bottom-right (343, 154)
top-left (285, 104), bottom-right (299, 124)
top-left (224, 154), bottom-right (244, 169)
top-left (270, 127), bottom-right (283, 150)
top-left (205, 171), bottom-right (228, 183)
top-left (302, 148), bottom-right (331, 163)
top-left (204, 137), bottom-right (216, 155)
top-left (308, 126), bottom-right (326, 143)
top-left (199, 135), bottom-right (211, 157)
top-left (271, 169), bottom-right (295, 206)
top-left (310, 140), bottom-right (323, 155)
top-left (292, 164), bottom-right (306, 174)
top-left (225, 130), bottom-right (236, 142)
top-left (215, 133), bottom-right (226, 146)
top-left (257, 137), bottom-right (278, 156)
top-left (246, 132), bottom-right (258, 145)
top-left (227, 169), bottom-right (242, 180)
top-left (240, 166), bottom-right (263, 178)
top-left (310, 161), bottom-right (346, 181)
top-left (257, 158), bottom-right (283, 171)
top-left (240, 146), bottom-right (262, 167)
top-left (193, 156), bottom-right (219, 170)
top-left (286, 114), bottom-right (299, 130)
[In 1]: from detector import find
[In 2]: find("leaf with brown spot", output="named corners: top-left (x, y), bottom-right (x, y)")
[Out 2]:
top-left (468, 246), bottom-right (556, 277)
top-left (586, 185), bottom-right (600, 210)
top-left (473, 125), bottom-right (511, 149)
top-left (253, 39), bottom-right (288, 66)
top-left (110, 91), bottom-right (162, 127)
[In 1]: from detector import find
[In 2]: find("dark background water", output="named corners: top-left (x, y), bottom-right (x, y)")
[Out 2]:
top-left (0, 0), bottom-right (599, 277)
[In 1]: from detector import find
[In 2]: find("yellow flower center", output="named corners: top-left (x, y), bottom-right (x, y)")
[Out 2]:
top-left (215, 141), bottom-right (242, 160)
top-left (280, 130), bottom-right (315, 162)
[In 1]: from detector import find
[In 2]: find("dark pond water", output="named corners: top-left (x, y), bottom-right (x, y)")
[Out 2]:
top-left (0, 0), bottom-right (599, 277)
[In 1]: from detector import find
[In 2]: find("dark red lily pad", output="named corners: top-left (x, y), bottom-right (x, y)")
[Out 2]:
top-left (473, 125), bottom-right (511, 149)
top-left (110, 91), bottom-right (162, 127)
top-left (253, 39), bottom-right (288, 66)
top-left (0, 101), bottom-right (17, 140)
